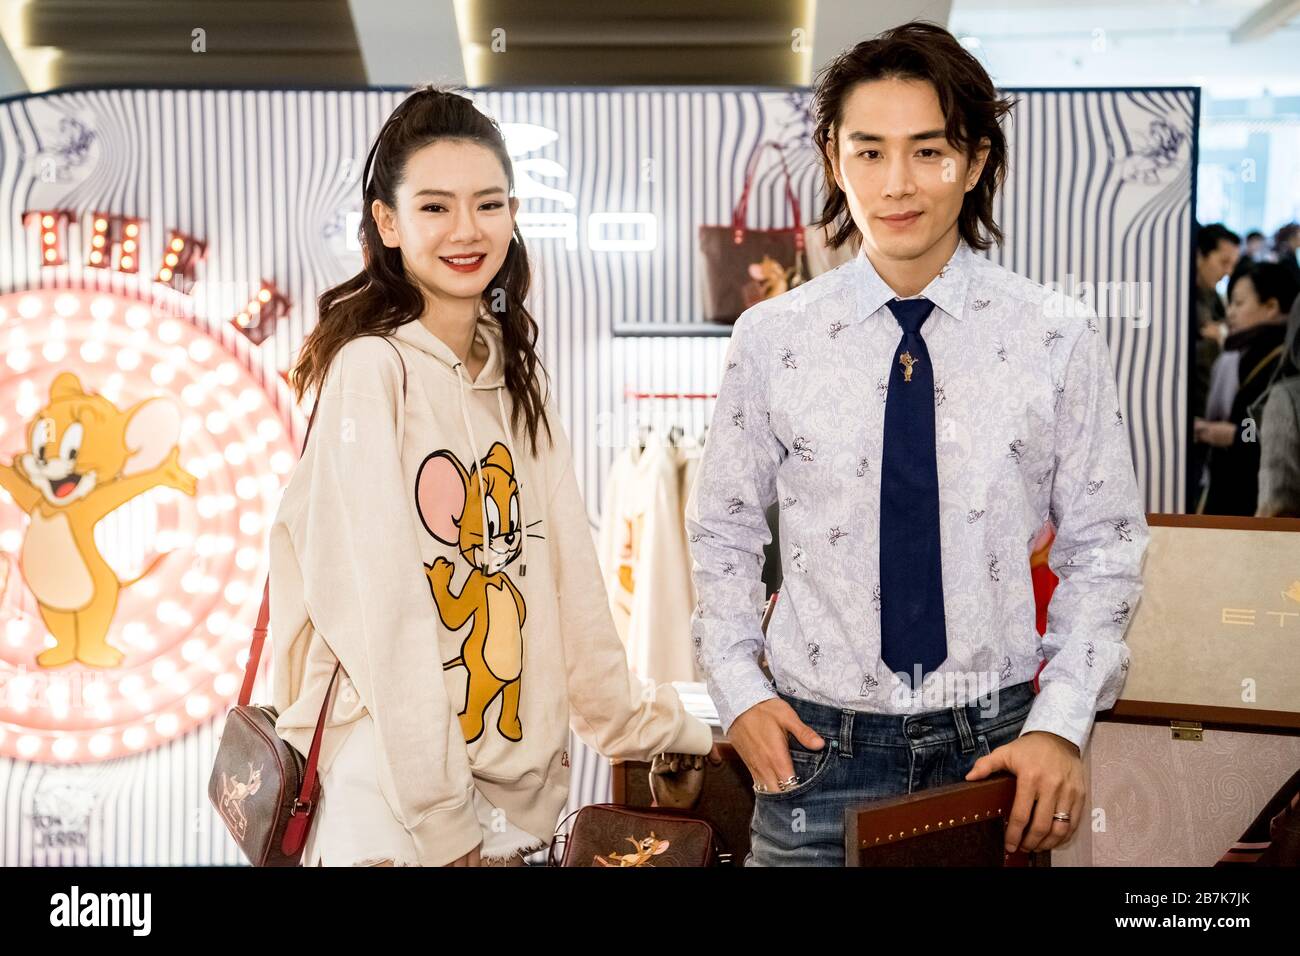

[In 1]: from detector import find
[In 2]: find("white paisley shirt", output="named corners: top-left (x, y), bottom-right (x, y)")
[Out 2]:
top-left (685, 239), bottom-right (1150, 755)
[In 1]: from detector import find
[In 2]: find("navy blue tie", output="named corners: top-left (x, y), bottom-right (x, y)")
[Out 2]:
top-left (880, 297), bottom-right (947, 688)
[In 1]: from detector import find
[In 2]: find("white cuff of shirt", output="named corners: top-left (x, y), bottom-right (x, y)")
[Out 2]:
top-left (715, 674), bottom-right (779, 737)
top-left (1017, 679), bottom-right (1095, 756)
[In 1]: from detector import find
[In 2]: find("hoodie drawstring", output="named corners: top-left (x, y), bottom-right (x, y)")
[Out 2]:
top-left (496, 387), bottom-right (526, 577)
top-left (453, 359), bottom-right (527, 579)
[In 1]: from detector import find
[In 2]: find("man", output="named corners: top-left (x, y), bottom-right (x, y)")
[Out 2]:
top-left (1194, 224), bottom-right (1241, 507)
top-left (685, 20), bottom-right (1150, 866)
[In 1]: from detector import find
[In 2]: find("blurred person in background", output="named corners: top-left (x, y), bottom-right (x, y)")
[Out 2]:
top-left (1195, 262), bottom-right (1298, 516)
top-left (1190, 223), bottom-right (1239, 507)
top-left (1256, 294), bottom-right (1300, 518)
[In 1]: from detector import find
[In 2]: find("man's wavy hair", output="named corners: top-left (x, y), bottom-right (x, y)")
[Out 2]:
top-left (811, 20), bottom-right (1016, 251)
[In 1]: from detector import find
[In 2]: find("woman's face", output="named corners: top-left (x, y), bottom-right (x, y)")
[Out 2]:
top-left (1226, 275), bottom-right (1280, 332)
top-left (372, 139), bottom-right (519, 311)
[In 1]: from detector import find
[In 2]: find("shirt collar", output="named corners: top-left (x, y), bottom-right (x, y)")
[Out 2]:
top-left (853, 238), bottom-right (974, 324)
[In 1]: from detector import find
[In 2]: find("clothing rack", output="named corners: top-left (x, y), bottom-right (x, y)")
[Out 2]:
top-left (622, 389), bottom-right (718, 400)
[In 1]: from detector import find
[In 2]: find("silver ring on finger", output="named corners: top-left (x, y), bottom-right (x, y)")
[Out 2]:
top-left (777, 775), bottom-right (798, 791)
top-left (1052, 810), bottom-right (1071, 823)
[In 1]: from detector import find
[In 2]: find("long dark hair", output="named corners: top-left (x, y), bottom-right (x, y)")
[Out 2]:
top-left (291, 85), bottom-right (553, 455)
top-left (810, 20), bottom-right (1016, 252)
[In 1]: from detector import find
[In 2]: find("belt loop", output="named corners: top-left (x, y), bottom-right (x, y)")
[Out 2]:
top-left (838, 710), bottom-right (853, 758)
top-left (953, 704), bottom-right (975, 754)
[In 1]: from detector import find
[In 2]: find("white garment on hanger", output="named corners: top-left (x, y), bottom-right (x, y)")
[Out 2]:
top-left (596, 433), bottom-right (698, 684)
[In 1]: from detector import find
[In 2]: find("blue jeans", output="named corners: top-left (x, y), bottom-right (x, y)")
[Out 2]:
top-left (746, 680), bottom-right (1036, 866)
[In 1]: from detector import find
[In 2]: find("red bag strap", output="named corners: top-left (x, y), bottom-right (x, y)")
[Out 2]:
top-left (236, 334), bottom-right (408, 776)
top-left (731, 141), bottom-right (804, 247)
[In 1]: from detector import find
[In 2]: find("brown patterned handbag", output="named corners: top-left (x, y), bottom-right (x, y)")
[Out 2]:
top-left (698, 140), bottom-right (809, 325)
top-left (208, 335), bottom-right (406, 866)
top-left (548, 804), bottom-right (729, 867)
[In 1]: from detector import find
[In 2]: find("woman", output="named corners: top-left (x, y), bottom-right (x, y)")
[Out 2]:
top-left (268, 86), bottom-right (714, 867)
top-left (1195, 262), bottom-right (1298, 516)
top-left (1257, 295), bottom-right (1300, 517)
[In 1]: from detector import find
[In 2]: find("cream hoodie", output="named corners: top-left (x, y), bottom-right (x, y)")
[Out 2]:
top-left (268, 310), bottom-right (713, 867)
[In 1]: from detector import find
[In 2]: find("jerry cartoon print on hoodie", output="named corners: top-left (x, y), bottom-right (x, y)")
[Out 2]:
top-left (0, 372), bottom-right (197, 669)
top-left (416, 440), bottom-right (543, 744)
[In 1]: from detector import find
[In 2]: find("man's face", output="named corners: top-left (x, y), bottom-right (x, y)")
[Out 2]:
top-left (1197, 238), bottom-right (1239, 288)
top-left (828, 77), bottom-right (988, 263)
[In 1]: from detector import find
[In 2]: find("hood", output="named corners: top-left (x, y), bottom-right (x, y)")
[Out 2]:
top-left (391, 306), bottom-right (531, 579)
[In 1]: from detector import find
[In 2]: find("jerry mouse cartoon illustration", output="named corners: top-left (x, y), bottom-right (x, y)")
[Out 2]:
top-left (0, 371), bottom-right (197, 668)
top-left (415, 440), bottom-right (543, 744)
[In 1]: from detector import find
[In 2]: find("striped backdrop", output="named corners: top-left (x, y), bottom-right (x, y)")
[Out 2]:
top-left (0, 85), bottom-right (1194, 865)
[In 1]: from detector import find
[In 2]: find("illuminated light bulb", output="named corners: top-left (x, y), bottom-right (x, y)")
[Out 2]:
top-left (92, 234), bottom-right (106, 248)
top-left (186, 695), bottom-right (211, 718)
top-left (196, 497), bottom-right (223, 520)
top-left (201, 653), bottom-right (223, 673)
top-left (105, 373), bottom-right (124, 393)
top-left (125, 305), bottom-right (150, 328)
top-left (16, 393), bottom-right (40, 418)
top-left (181, 570), bottom-right (204, 595)
top-left (205, 451), bottom-right (225, 472)
top-left (41, 340), bottom-right (67, 362)
top-left (94, 217), bottom-right (107, 231)
top-left (53, 294), bottom-right (78, 317)
top-left (256, 418), bottom-right (281, 442)
top-left (224, 442), bottom-right (247, 466)
top-left (224, 581), bottom-right (248, 605)
top-left (120, 255), bottom-right (133, 269)
top-left (135, 577), bottom-right (159, 599)
top-left (131, 692), bottom-right (153, 713)
top-left (237, 388), bottom-right (261, 411)
top-left (118, 674), bottom-right (145, 697)
top-left (125, 222), bottom-right (139, 237)
top-left (89, 250), bottom-right (104, 264)
top-left (235, 647), bottom-right (250, 669)
top-left (116, 348), bottom-right (141, 371)
top-left (164, 252), bottom-right (178, 267)
top-left (188, 339), bottom-right (213, 362)
top-left (181, 638), bottom-right (207, 662)
top-left (1, 530), bottom-right (23, 552)
top-left (123, 727), bottom-right (148, 749)
top-left (235, 477), bottom-right (259, 500)
top-left (214, 673), bottom-right (239, 697)
top-left (182, 457), bottom-right (208, 479)
top-left (18, 295), bottom-right (42, 318)
top-left (41, 214), bottom-right (54, 228)
top-left (260, 474), bottom-right (281, 495)
top-left (270, 451), bottom-right (293, 475)
top-left (158, 320), bottom-right (182, 343)
top-left (43, 231), bottom-right (56, 245)
top-left (52, 737), bottom-right (78, 761)
top-left (248, 300), bottom-right (262, 315)
top-left (43, 248), bottom-right (57, 262)
top-left (236, 547), bottom-right (260, 571)
top-left (216, 362), bottom-right (239, 386)
top-left (17, 736), bottom-right (41, 758)
top-left (194, 532), bottom-right (218, 555)
top-left (158, 268), bottom-right (172, 282)
top-left (237, 312), bottom-right (250, 326)
top-left (80, 340), bottom-right (106, 363)
top-left (7, 350), bottom-right (33, 374)
top-left (239, 512), bottom-right (263, 536)
top-left (181, 383), bottom-right (205, 407)
top-left (205, 411), bottom-right (229, 434)
top-left (149, 362), bottom-right (176, 386)
top-left (155, 713), bottom-right (179, 737)
top-left (171, 236), bottom-right (185, 251)
top-left (122, 239), bottom-right (136, 253)
top-left (90, 296), bottom-right (115, 320)
top-left (89, 736), bottom-right (113, 758)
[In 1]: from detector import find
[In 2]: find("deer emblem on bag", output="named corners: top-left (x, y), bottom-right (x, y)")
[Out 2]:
top-left (219, 762), bottom-right (264, 839)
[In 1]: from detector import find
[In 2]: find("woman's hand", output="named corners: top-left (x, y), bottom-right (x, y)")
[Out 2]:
top-left (1193, 417), bottom-right (1237, 448)
top-left (444, 843), bottom-right (483, 866)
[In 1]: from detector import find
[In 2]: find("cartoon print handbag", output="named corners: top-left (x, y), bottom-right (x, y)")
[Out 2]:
top-left (548, 804), bottom-right (727, 867)
top-left (208, 336), bottom-right (407, 866)
top-left (699, 140), bottom-right (809, 325)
